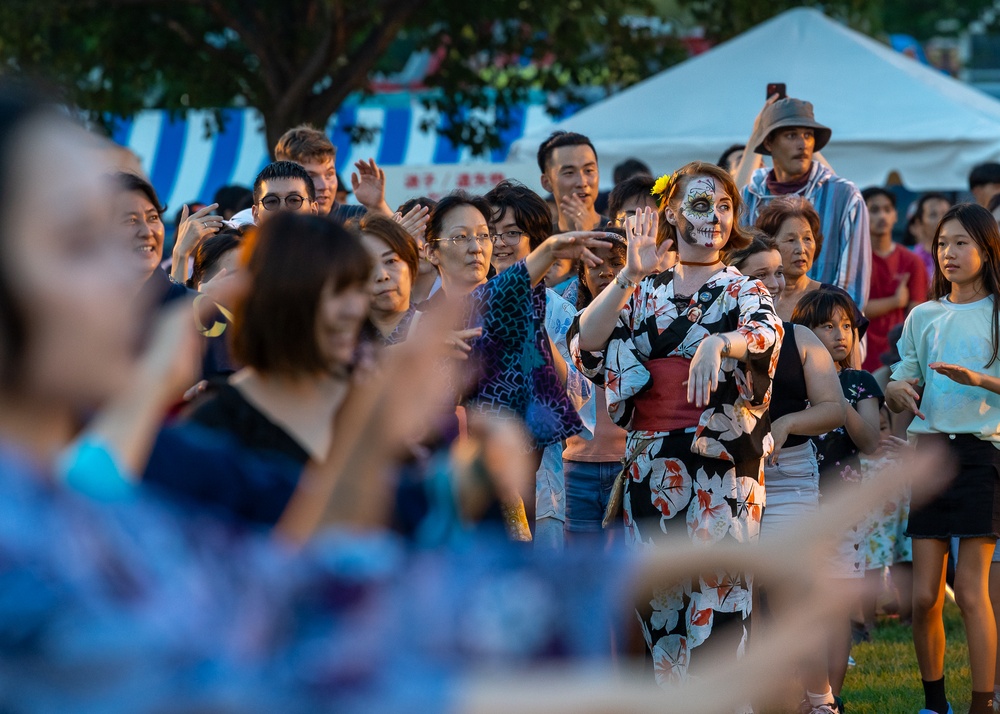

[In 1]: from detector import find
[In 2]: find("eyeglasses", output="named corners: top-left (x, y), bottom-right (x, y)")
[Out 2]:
top-left (490, 230), bottom-right (526, 246)
top-left (434, 233), bottom-right (491, 247)
top-left (259, 194), bottom-right (308, 211)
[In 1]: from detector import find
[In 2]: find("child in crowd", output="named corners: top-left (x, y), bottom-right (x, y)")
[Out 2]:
top-left (886, 203), bottom-right (1000, 714)
top-left (858, 405), bottom-right (913, 634)
top-left (792, 287), bottom-right (883, 710)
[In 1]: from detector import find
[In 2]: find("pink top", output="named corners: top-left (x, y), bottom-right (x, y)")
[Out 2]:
top-left (563, 387), bottom-right (628, 462)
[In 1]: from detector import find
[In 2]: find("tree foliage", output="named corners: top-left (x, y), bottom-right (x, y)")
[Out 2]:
top-left (673, 0), bottom-right (883, 41)
top-left (0, 0), bottom-right (685, 154)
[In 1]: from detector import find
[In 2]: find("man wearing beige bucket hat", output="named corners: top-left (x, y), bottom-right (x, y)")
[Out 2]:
top-left (739, 96), bottom-right (871, 309)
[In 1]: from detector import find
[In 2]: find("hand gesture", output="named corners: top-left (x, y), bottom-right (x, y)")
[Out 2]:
top-left (559, 192), bottom-right (589, 230)
top-left (767, 417), bottom-right (790, 466)
top-left (197, 267), bottom-right (249, 310)
top-left (686, 335), bottom-right (726, 408)
top-left (885, 378), bottom-right (925, 419)
top-left (895, 274), bottom-right (910, 309)
top-left (394, 203), bottom-right (430, 241)
top-left (929, 361), bottom-right (984, 388)
top-left (623, 206), bottom-right (665, 280)
top-left (878, 434), bottom-right (910, 456)
top-left (351, 158), bottom-right (386, 211)
top-left (545, 231), bottom-right (611, 268)
top-left (447, 327), bottom-right (483, 360)
top-left (748, 93), bottom-right (781, 150)
top-left (172, 203), bottom-right (222, 281)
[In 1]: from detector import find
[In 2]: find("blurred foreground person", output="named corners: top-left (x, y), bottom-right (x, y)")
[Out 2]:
top-left (141, 213), bottom-right (373, 525)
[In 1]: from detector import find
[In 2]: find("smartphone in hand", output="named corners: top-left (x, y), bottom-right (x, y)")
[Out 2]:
top-left (766, 83), bottom-right (786, 101)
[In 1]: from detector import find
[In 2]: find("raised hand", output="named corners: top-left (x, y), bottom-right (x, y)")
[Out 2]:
top-left (172, 202), bottom-right (222, 281)
top-left (351, 158), bottom-right (388, 213)
top-left (560, 193), bottom-right (589, 231)
top-left (623, 206), bottom-right (664, 280)
top-left (394, 203), bottom-right (430, 241)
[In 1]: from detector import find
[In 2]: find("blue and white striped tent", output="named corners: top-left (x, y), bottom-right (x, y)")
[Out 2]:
top-left (111, 98), bottom-right (562, 211)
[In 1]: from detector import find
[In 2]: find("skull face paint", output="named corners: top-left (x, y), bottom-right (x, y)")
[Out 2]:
top-left (674, 176), bottom-right (733, 249)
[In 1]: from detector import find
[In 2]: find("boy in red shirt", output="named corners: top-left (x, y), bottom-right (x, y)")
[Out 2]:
top-left (861, 187), bottom-right (927, 372)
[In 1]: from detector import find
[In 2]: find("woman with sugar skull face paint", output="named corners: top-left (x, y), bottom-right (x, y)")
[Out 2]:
top-left (569, 162), bottom-right (782, 704)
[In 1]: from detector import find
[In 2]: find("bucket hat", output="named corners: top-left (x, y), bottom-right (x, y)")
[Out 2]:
top-left (753, 98), bottom-right (832, 155)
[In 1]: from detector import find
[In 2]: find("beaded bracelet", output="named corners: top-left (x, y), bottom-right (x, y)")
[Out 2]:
top-left (615, 272), bottom-right (639, 290)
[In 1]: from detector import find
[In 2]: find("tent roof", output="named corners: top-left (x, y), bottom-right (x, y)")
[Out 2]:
top-left (510, 8), bottom-right (1000, 190)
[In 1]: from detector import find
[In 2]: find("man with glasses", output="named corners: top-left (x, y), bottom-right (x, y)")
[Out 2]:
top-left (250, 161), bottom-right (318, 226)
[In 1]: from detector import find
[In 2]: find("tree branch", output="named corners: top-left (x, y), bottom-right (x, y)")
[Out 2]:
top-left (203, 0), bottom-right (283, 102)
top-left (273, 21), bottom-right (335, 122)
top-left (310, 0), bottom-right (427, 121)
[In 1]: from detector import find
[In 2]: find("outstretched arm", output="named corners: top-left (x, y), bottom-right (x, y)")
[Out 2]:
top-left (930, 362), bottom-right (1000, 395)
top-left (351, 158), bottom-right (393, 216)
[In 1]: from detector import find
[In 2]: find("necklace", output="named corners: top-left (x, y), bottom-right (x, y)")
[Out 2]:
top-left (679, 259), bottom-right (722, 267)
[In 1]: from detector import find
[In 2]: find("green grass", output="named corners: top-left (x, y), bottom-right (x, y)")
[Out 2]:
top-left (842, 601), bottom-right (971, 714)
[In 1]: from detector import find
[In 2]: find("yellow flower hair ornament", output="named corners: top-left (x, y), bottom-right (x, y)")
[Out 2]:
top-left (651, 172), bottom-right (675, 207)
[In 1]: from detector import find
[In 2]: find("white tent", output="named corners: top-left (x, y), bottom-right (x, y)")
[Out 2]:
top-left (509, 7), bottom-right (1000, 191)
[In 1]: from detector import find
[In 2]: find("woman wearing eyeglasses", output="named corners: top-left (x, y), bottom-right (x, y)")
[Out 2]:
top-left (481, 179), bottom-right (597, 549)
top-left (418, 190), bottom-right (609, 535)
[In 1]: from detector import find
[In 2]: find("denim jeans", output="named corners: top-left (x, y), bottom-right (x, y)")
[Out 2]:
top-left (564, 460), bottom-right (620, 534)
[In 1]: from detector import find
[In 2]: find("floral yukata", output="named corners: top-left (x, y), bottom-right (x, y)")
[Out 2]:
top-left (569, 266), bottom-right (781, 690)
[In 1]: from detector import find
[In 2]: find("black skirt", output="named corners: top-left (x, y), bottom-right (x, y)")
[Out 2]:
top-left (907, 433), bottom-right (1000, 539)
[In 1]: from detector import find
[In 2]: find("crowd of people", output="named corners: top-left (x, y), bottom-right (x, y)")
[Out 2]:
top-left (3, 78), bottom-right (1000, 714)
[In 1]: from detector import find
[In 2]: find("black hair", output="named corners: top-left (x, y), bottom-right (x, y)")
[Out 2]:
top-left (790, 287), bottom-right (861, 369)
top-left (213, 184), bottom-right (253, 218)
top-left (988, 192), bottom-right (1000, 214)
top-left (426, 190), bottom-right (492, 246)
top-left (861, 186), bottom-right (896, 209)
top-left (189, 229), bottom-right (244, 288)
top-left (716, 144), bottom-right (745, 170)
top-left (612, 158), bottom-right (651, 185)
top-left (723, 229), bottom-right (778, 270)
top-left (232, 212), bottom-right (372, 376)
top-left (112, 172), bottom-right (164, 215)
top-left (483, 180), bottom-right (553, 250)
top-left (536, 131), bottom-right (598, 174)
top-left (929, 203), bottom-right (1000, 368)
top-left (970, 162), bottom-right (1000, 190)
top-left (607, 174), bottom-right (656, 221)
top-left (903, 192), bottom-right (952, 246)
top-left (252, 161), bottom-right (316, 204)
top-left (398, 196), bottom-right (438, 215)
top-left (576, 227), bottom-right (627, 310)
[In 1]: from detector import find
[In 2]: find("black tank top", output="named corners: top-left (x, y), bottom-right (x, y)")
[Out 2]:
top-left (769, 322), bottom-right (810, 448)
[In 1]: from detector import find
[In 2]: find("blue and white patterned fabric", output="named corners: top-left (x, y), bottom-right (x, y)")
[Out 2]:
top-left (112, 99), bottom-right (564, 214)
top-left (535, 290), bottom-right (593, 526)
top-left (0, 442), bottom-right (629, 712)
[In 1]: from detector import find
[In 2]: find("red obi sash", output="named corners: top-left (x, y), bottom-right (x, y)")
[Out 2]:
top-left (632, 357), bottom-right (703, 432)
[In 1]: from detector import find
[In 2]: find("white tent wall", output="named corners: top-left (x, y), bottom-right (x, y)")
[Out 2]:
top-left (509, 8), bottom-right (1000, 191)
